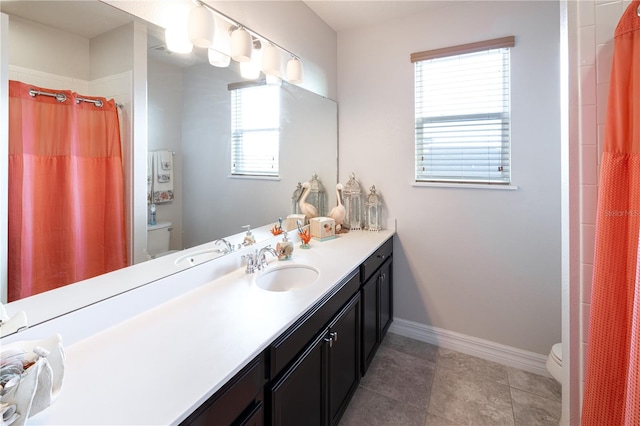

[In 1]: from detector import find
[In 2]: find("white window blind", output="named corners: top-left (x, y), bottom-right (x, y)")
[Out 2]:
top-left (231, 84), bottom-right (280, 177)
top-left (412, 37), bottom-right (514, 184)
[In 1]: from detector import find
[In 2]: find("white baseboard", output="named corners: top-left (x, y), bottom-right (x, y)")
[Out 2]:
top-left (389, 318), bottom-right (551, 377)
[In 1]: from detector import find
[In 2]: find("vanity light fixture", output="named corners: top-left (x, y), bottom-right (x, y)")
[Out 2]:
top-left (286, 57), bottom-right (304, 84)
top-left (262, 44), bottom-right (282, 77)
top-left (208, 48), bottom-right (231, 67)
top-left (165, 26), bottom-right (193, 54)
top-left (240, 45), bottom-right (263, 80)
top-left (189, 0), bottom-right (305, 84)
top-left (188, 3), bottom-right (215, 48)
top-left (230, 27), bottom-right (253, 62)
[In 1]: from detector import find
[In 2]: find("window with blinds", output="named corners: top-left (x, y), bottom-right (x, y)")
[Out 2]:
top-left (231, 84), bottom-right (280, 177)
top-left (412, 36), bottom-right (514, 184)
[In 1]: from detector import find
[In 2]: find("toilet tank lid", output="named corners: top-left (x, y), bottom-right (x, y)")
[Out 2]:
top-left (148, 221), bottom-right (172, 231)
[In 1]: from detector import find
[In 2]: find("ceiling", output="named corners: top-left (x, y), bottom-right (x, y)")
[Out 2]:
top-left (0, 1), bottom-right (454, 38)
top-left (303, 1), bottom-right (452, 32)
top-left (0, 1), bottom-right (132, 39)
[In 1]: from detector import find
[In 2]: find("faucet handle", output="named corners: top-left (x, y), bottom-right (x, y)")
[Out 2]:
top-left (241, 250), bottom-right (257, 274)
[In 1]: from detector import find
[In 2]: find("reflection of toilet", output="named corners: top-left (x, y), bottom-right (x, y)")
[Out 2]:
top-left (546, 343), bottom-right (562, 382)
top-left (147, 221), bottom-right (175, 258)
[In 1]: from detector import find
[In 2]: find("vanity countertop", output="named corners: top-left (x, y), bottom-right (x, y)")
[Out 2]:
top-left (28, 229), bottom-right (395, 425)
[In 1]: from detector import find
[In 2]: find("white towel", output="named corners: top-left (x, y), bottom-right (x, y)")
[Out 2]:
top-left (153, 150), bottom-right (174, 203)
top-left (147, 154), bottom-right (153, 204)
top-left (0, 334), bottom-right (65, 425)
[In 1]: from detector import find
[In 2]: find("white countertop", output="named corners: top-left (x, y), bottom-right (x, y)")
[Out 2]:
top-left (27, 229), bottom-right (394, 425)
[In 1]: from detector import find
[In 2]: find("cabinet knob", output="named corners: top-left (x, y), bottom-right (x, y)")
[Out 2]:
top-left (377, 254), bottom-right (386, 260)
top-left (331, 331), bottom-right (338, 343)
top-left (324, 336), bottom-right (333, 348)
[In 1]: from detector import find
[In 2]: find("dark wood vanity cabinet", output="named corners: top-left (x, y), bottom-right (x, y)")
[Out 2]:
top-left (361, 238), bottom-right (393, 375)
top-left (181, 237), bottom-right (393, 426)
top-left (180, 353), bottom-right (266, 426)
top-left (267, 271), bottom-right (361, 426)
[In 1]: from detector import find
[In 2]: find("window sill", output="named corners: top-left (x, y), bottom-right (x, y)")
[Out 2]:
top-left (228, 174), bottom-right (281, 181)
top-left (412, 181), bottom-right (519, 190)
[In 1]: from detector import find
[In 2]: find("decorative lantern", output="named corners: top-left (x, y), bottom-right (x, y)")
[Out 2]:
top-left (306, 174), bottom-right (327, 217)
top-left (291, 182), bottom-right (303, 214)
top-left (365, 185), bottom-right (382, 231)
top-left (343, 173), bottom-right (363, 230)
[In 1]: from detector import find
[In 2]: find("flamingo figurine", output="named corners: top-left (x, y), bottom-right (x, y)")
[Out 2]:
top-left (329, 183), bottom-right (346, 232)
top-left (298, 181), bottom-right (318, 220)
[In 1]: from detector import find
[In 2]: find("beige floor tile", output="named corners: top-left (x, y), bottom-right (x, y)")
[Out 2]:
top-left (361, 344), bottom-right (435, 409)
top-left (340, 387), bottom-right (426, 426)
top-left (510, 388), bottom-right (561, 425)
top-left (507, 367), bottom-right (561, 401)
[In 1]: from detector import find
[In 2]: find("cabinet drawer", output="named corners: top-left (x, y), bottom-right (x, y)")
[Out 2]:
top-left (181, 353), bottom-right (265, 426)
top-left (360, 237), bottom-right (393, 283)
top-left (269, 269), bottom-right (360, 379)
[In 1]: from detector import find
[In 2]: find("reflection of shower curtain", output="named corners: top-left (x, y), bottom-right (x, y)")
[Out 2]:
top-left (583, 2), bottom-right (640, 424)
top-left (8, 80), bottom-right (127, 302)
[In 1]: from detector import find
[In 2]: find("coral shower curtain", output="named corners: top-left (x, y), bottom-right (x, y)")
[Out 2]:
top-left (8, 80), bottom-right (127, 302)
top-left (583, 1), bottom-right (640, 424)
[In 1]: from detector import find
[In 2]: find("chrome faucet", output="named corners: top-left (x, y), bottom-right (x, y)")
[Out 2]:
top-left (214, 238), bottom-right (235, 253)
top-left (242, 246), bottom-right (278, 273)
top-left (257, 246), bottom-right (278, 270)
top-left (242, 249), bottom-right (259, 273)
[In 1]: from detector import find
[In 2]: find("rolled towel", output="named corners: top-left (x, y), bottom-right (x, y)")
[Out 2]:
top-left (0, 334), bottom-right (65, 424)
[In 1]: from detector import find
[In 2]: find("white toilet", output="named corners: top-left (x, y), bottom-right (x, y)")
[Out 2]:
top-left (546, 342), bottom-right (562, 383)
top-left (147, 221), bottom-right (175, 258)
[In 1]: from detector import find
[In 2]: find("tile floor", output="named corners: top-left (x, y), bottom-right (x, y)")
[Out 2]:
top-left (339, 333), bottom-right (561, 426)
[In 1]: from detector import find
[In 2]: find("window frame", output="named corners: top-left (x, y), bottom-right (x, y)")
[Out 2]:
top-left (412, 36), bottom-right (515, 186)
top-left (229, 81), bottom-right (281, 178)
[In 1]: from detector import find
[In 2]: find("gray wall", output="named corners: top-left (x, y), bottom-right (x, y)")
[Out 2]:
top-left (338, 0), bottom-right (562, 355)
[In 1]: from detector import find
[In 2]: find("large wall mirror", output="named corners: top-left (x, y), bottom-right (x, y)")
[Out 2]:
top-left (0, 0), bottom-right (337, 334)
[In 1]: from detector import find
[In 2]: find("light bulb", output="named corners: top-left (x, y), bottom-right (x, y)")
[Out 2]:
top-left (286, 57), bottom-right (304, 84)
top-left (188, 4), bottom-right (215, 48)
top-left (165, 27), bottom-right (193, 54)
top-left (208, 49), bottom-right (231, 67)
top-left (261, 44), bottom-right (282, 77)
top-left (240, 47), bottom-right (262, 80)
top-left (230, 27), bottom-right (253, 62)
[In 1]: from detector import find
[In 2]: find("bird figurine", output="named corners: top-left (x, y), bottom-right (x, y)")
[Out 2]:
top-left (298, 181), bottom-right (318, 220)
top-left (329, 183), bottom-right (346, 233)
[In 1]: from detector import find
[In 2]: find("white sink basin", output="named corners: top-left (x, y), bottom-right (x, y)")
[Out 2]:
top-left (174, 249), bottom-right (224, 267)
top-left (255, 264), bottom-right (320, 292)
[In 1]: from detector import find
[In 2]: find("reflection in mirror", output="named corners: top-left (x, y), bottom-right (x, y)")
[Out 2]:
top-left (0, 1), bottom-right (337, 333)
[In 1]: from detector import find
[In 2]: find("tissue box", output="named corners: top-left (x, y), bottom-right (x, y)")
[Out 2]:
top-left (285, 214), bottom-right (307, 231)
top-left (310, 217), bottom-right (335, 241)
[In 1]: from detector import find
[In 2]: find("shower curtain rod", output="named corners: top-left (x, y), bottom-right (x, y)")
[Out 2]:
top-left (28, 88), bottom-right (123, 109)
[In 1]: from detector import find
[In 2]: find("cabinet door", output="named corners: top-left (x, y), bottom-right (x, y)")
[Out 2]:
top-left (237, 402), bottom-right (263, 426)
top-left (270, 332), bottom-right (328, 426)
top-left (379, 258), bottom-right (392, 338)
top-left (181, 354), bottom-right (264, 426)
top-left (361, 274), bottom-right (377, 375)
top-left (328, 294), bottom-right (361, 425)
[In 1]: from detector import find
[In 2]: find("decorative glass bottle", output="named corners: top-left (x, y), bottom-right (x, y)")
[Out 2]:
top-left (291, 182), bottom-right (303, 214)
top-left (343, 173), bottom-right (363, 230)
top-left (306, 173), bottom-right (327, 217)
top-left (365, 185), bottom-right (382, 231)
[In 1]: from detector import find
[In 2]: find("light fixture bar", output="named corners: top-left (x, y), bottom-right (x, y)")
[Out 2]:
top-left (194, 0), bottom-right (300, 61)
